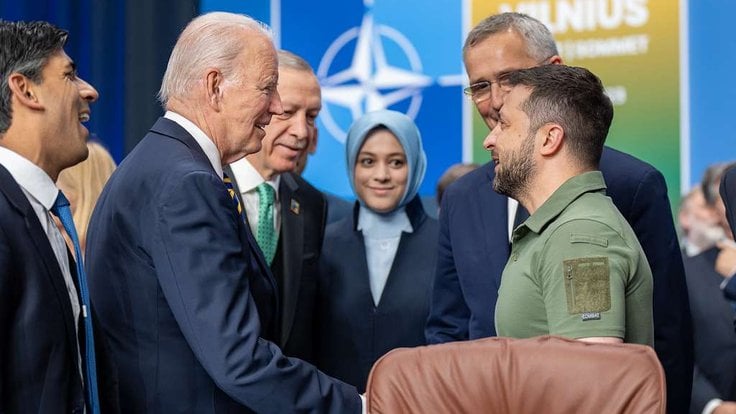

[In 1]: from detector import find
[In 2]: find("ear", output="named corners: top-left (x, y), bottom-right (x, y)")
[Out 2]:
top-left (7, 73), bottom-right (43, 110)
top-left (539, 123), bottom-right (564, 156)
top-left (204, 68), bottom-right (224, 110)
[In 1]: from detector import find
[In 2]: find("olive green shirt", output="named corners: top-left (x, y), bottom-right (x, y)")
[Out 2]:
top-left (495, 171), bottom-right (653, 345)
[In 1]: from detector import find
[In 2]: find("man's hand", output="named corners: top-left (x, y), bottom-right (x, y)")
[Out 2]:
top-left (715, 241), bottom-right (736, 278)
top-left (714, 401), bottom-right (736, 414)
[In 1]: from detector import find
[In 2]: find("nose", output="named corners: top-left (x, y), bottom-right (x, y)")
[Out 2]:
top-left (374, 162), bottom-right (390, 182)
top-left (269, 90), bottom-right (283, 115)
top-left (290, 113), bottom-right (310, 141)
top-left (78, 77), bottom-right (98, 103)
top-left (483, 126), bottom-right (499, 151)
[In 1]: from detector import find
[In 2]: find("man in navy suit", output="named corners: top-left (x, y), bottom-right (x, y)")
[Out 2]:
top-left (426, 12), bottom-right (693, 412)
top-left (0, 21), bottom-right (118, 413)
top-left (86, 13), bottom-right (360, 413)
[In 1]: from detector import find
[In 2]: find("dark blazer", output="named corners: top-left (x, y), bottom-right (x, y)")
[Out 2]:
top-left (317, 197), bottom-right (438, 393)
top-left (223, 166), bottom-right (326, 361)
top-left (0, 165), bottom-right (118, 414)
top-left (720, 166), bottom-right (736, 302)
top-left (86, 117), bottom-right (359, 413)
top-left (426, 146), bottom-right (694, 413)
top-left (683, 247), bottom-right (736, 413)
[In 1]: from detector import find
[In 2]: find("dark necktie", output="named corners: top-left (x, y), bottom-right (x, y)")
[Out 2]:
top-left (51, 191), bottom-right (100, 414)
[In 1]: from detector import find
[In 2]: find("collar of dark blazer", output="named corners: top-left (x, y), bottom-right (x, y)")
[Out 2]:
top-left (351, 195), bottom-right (427, 231)
top-left (0, 164), bottom-right (34, 215)
top-left (150, 117), bottom-right (216, 175)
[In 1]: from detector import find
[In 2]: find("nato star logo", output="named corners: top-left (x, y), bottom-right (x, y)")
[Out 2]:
top-left (316, 1), bottom-right (434, 142)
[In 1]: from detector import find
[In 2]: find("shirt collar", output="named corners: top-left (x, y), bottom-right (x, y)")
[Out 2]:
top-left (516, 171), bottom-right (607, 239)
top-left (0, 146), bottom-right (59, 210)
top-left (228, 157), bottom-right (280, 199)
top-left (164, 111), bottom-right (223, 179)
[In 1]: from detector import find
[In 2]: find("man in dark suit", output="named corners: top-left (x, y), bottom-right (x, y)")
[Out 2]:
top-left (685, 163), bottom-right (736, 413)
top-left (225, 50), bottom-right (324, 361)
top-left (426, 12), bottom-right (693, 412)
top-left (720, 165), bottom-right (736, 304)
top-left (86, 13), bottom-right (360, 413)
top-left (0, 21), bottom-right (118, 413)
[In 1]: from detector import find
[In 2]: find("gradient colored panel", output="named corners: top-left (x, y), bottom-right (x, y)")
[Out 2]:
top-left (470, 0), bottom-right (681, 209)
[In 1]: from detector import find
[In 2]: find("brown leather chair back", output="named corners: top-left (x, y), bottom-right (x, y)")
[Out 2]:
top-left (366, 335), bottom-right (665, 414)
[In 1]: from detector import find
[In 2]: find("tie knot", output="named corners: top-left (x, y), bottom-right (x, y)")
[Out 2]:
top-left (257, 183), bottom-right (275, 206)
top-left (51, 191), bottom-right (71, 215)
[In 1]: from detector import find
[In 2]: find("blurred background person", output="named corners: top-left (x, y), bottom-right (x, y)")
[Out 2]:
top-left (435, 162), bottom-right (479, 206)
top-left (683, 162), bottom-right (736, 414)
top-left (678, 187), bottom-right (725, 258)
top-left (316, 109), bottom-right (437, 392)
top-left (56, 140), bottom-right (116, 255)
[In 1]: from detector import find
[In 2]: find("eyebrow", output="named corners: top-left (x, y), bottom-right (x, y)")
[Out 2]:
top-left (358, 151), bottom-right (406, 157)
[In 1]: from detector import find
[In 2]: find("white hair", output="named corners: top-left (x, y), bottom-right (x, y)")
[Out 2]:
top-left (158, 12), bottom-right (272, 106)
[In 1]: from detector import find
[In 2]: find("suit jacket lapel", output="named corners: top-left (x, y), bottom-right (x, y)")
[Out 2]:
top-left (277, 173), bottom-right (303, 344)
top-left (0, 166), bottom-right (81, 365)
top-left (153, 117), bottom-right (279, 320)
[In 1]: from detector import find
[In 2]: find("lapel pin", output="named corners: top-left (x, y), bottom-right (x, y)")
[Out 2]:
top-left (290, 199), bottom-right (300, 215)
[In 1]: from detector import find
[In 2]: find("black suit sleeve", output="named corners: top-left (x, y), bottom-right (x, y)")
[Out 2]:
top-left (425, 187), bottom-right (471, 343)
top-left (629, 168), bottom-right (694, 412)
top-left (691, 366), bottom-right (723, 413)
top-left (150, 170), bottom-right (359, 414)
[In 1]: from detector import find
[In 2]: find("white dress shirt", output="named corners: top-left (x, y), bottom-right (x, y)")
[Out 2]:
top-left (228, 157), bottom-right (281, 237)
top-left (164, 111), bottom-right (223, 177)
top-left (357, 206), bottom-right (413, 306)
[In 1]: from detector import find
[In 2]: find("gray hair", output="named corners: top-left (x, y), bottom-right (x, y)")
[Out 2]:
top-left (277, 50), bottom-right (314, 73)
top-left (464, 12), bottom-right (557, 62)
top-left (158, 12), bottom-right (272, 106)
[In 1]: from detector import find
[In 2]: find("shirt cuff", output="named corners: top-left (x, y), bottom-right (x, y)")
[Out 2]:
top-left (703, 398), bottom-right (723, 414)
top-left (360, 394), bottom-right (367, 414)
top-left (721, 276), bottom-right (732, 290)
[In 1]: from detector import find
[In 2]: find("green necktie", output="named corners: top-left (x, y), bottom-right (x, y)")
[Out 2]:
top-left (256, 183), bottom-right (278, 264)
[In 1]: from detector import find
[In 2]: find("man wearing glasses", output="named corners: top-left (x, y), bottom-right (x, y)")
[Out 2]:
top-left (425, 12), bottom-right (693, 413)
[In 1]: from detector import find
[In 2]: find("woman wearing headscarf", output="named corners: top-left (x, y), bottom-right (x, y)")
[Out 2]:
top-left (315, 109), bottom-right (438, 392)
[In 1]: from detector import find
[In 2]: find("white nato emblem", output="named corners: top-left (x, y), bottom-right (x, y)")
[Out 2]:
top-left (316, 7), bottom-right (432, 143)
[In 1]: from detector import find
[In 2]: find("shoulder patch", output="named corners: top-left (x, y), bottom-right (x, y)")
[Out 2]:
top-left (564, 256), bottom-right (611, 314)
top-left (570, 233), bottom-right (608, 247)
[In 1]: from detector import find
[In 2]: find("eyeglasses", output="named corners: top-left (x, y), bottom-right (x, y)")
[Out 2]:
top-left (463, 80), bottom-right (499, 104)
top-left (463, 56), bottom-right (556, 104)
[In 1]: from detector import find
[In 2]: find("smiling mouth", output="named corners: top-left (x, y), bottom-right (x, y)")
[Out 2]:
top-left (79, 113), bottom-right (90, 122)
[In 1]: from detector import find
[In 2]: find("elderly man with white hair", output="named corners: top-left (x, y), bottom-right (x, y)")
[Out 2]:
top-left (86, 12), bottom-right (362, 413)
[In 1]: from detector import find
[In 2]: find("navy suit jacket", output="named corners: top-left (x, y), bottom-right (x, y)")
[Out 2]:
top-left (0, 165), bottom-right (119, 414)
top-left (317, 197), bottom-right (437, 392)
top-left (223, 166), bottom-right (326, 361)
top-left (86, 117), bottom-right (359, 413)
top-left (426, 146), bottom-right (693, 413)
top-left (720, 165), bottom-right (736, 301)
top-left (683, 247), bottom-right (736, 413)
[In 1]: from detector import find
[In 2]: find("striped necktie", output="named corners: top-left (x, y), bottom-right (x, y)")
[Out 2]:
top-left (223, 173), bottom-right (245, 220)
top-left (51, 191), bottom-right (100, 414)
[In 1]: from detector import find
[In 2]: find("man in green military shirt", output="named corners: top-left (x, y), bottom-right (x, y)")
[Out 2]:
top-left (489, 64), bottom-right (653, 345)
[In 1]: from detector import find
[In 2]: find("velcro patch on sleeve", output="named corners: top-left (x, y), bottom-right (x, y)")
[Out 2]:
top-left (564, 257), bottom-right (611, 314)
